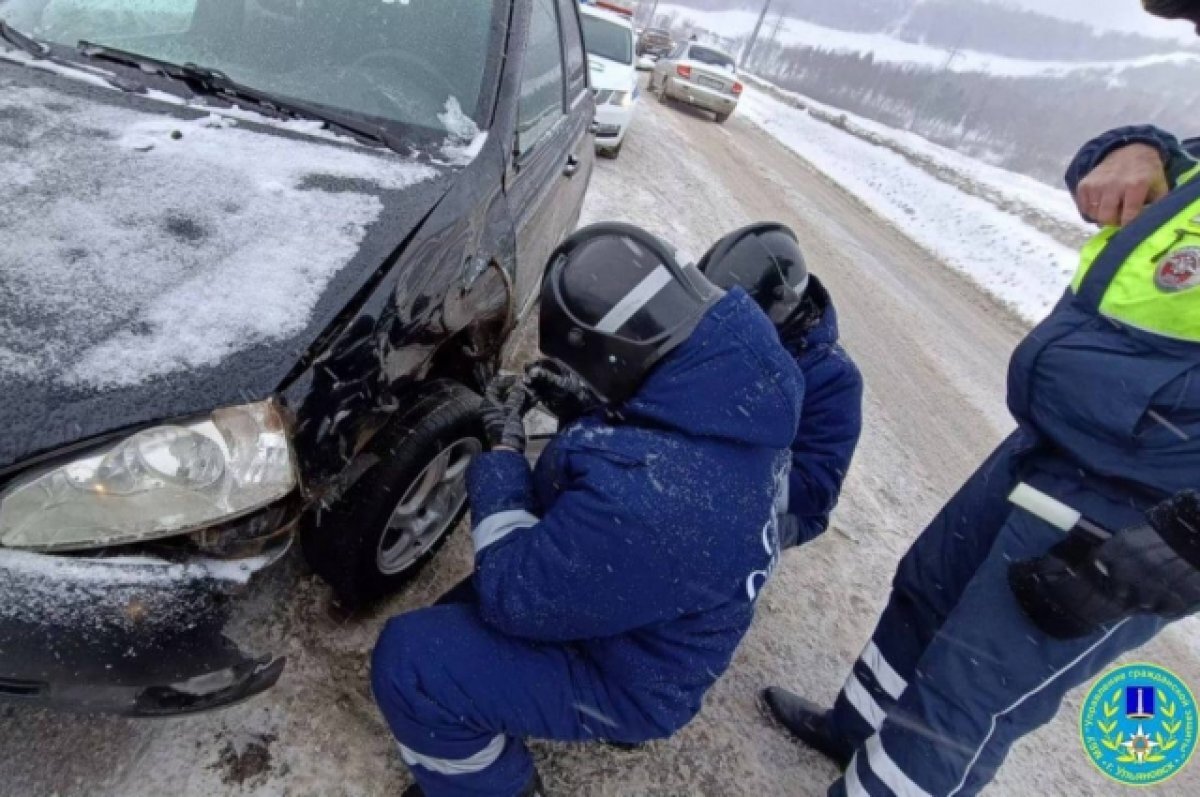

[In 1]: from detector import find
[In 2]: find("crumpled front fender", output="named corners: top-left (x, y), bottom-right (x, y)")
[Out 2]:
top-left (0, 541), bottom-right (290, 716)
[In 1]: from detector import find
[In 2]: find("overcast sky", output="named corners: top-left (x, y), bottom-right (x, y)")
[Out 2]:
top-left (990, 0), bottom-right (1197, 41)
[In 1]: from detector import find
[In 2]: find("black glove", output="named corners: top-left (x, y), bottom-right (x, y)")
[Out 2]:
top-left (480, 375), bottom-right (532, 453)
top-left (1010, 491), bottom-right (1200, 639)
top-left (523, 359), bottom-right (602, 424)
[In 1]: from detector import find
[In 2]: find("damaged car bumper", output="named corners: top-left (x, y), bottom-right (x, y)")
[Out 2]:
top-left (0, 539), bottom-right (290, 716)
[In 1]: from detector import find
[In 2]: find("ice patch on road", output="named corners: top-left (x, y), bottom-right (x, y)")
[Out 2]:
top-left (738, 86), bottom-right (1077, 322)
top-left (0, 82), bottom-right (436, 389)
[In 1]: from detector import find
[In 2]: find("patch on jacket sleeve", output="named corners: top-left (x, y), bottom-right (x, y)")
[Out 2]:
top-left (1156, 247), bottom-right (1200, 292)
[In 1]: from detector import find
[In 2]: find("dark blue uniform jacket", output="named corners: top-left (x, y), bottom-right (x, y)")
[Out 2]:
top-left (1002, 125), bottom-right (1200, 527)
top-left (778, 276), bottom-right (863, 547)
top-left (465, 288), bottom-right (804, 736)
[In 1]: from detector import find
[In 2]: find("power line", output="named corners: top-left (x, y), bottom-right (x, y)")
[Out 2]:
top-left (742, 0), bottom-right (774, 66)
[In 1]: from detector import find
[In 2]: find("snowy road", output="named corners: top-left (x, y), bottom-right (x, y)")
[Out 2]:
top-left (4, 84), bottom-right (1199, 797)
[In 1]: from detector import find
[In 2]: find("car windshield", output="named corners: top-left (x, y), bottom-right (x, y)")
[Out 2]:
top-left (687, 45), bottom-right (734, 72)
top-left (582, 15), bottom-right (632, 65)
top-left (0, 0), bottom-right (501, 134)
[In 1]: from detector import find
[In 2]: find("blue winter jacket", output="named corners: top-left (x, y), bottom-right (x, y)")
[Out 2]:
top-left (465, 288), bottom-right (804, 738)
top-left (999, 125), bottom-right (1200, 528)
top-left (1065, 125), bottom-right (1200, 215)
top-left (778, 276), bottom-right (863, 547)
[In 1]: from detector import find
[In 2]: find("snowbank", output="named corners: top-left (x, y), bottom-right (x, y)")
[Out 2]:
top-left (742, 76), bottom-right (1092, 243)
top-left (738, 85), bottom-right (1079, 322)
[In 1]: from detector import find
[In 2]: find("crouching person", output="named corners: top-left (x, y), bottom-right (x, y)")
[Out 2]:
top-left (370, 223), bottom-right (804, 797)
top-left (698, 223), bottom-right (863, 549)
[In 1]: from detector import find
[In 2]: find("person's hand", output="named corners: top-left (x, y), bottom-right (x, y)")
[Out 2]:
top-left (1076, 143), bottom-right (1169, 227)
top-left (480, 375), bottom-right (532, 453)
top-left (524, 359), bottom-right (602, 424)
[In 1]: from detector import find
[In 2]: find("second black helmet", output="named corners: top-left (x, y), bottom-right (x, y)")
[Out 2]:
top-left (1142, 1), bottom-right (1200, 23)
top-left (539, 223), bottom-right (722, 405)
top-left (696, 222), bottom-right (808, 326)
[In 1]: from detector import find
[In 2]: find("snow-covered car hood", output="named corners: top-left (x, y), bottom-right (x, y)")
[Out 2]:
top-left (0, 66), bottom-right (456, 471)
top-left (588, 55), bottom-right (637, 94)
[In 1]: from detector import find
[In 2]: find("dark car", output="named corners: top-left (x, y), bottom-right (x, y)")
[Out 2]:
top-left (636, 26), bottom-right (674, 58)
top-left (0, 0), bottom-right (594, 716)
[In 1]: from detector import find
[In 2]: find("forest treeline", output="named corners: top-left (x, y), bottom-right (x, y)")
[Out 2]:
top-left (654, 1), bottom-right (1196, 182)
top-left (666, 0), bottom-right (1198, 60)
top-left (743, 42), bottom-right (1195, 182)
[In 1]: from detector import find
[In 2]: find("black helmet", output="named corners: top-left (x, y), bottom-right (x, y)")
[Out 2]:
top-left (539, 223), bottom-right (722, 405)
top-left (695, 222), bottom-right (808, 326)
top-left (1143, 1), bottom-right (1200, 23)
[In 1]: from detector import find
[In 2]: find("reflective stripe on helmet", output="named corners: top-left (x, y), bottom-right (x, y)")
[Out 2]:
top-left (594, 265), bottom-right (673, 334)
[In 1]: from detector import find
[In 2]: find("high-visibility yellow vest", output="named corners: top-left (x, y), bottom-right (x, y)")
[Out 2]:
top-left (1070, 163), bottom-right (1200, 343)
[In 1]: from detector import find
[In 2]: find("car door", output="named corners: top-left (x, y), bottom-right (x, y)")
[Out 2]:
top-left (554, 0), bottom-right (595, 233)
top-left (506, 0), bottom-right (578, 319)
top-left (654, 42), bottom-right (683, 89)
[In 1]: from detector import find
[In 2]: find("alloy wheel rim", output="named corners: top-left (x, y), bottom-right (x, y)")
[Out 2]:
top-left (376, 437), bottom-right (481, 575)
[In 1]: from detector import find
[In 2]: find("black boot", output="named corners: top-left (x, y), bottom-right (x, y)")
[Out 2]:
top-left (761, 687), bottom-right (853, 768)
top-left (522, 771), bottom-right (547, 796)
top-left (401, 770), bottom-right (545, 797)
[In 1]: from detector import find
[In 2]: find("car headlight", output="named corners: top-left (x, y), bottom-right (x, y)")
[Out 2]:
top-left (609, 90), bottom-right (633, 108)
top-left (0, 401), bottom-right (296, 552)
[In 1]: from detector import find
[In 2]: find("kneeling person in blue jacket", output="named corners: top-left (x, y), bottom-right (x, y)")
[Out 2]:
top-left (697, 223), bottom-right (863, 549)
top-left (371, 223), bottom-right (804, 797)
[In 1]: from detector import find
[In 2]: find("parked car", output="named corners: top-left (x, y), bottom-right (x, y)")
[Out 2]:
top-left (580, 3), bottom-right (638, 157)
top-left (650, 41), bottom-right (742, 123)
top-left (636, 25), bottom-right (673, 58)
top-left (0, 0), bottom-right (594, 716)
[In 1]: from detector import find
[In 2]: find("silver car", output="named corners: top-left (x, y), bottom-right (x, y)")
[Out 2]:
top-left (650, 42), bottom-right (742, 123)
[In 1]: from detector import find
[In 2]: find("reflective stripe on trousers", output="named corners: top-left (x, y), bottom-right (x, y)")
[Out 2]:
top-left (399, 736), bottom-right (507, 777)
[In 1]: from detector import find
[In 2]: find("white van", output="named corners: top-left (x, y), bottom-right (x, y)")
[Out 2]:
top-left (580, 3), bottom-right (639, 157)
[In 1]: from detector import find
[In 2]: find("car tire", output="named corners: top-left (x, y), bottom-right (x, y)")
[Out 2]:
top-left (714, 111), bottom-right (731, 124)
top-left (602, 142), bottom-right (623, 158)
top-left (299, 380), bottom-right (483, 609)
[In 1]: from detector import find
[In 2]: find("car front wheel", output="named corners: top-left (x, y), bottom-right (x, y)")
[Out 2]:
top-left (300, 380), bottom-right (483, 608)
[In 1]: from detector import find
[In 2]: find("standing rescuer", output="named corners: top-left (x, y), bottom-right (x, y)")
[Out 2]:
top-left (761, 4), bottom-right (1200, 795)
top-left (370, 223), bottom-right (803, 797)
top-left (696, 222), bottom-right (863, 550)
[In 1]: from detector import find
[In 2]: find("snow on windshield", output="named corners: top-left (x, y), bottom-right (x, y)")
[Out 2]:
top-left (0, 82), bottom-right (436, 389)
top-left (2, 0), bottom-right (498, 132)
top-left (437, 96), bottom-right (488, 165)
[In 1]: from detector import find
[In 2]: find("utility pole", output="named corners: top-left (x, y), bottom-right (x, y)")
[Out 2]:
top-left (741, 0), bottom-right (774, 68)
top-left (767, 10), bottom-right (785, 50)
top-left (642, 0), bottom-right (661, 28)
